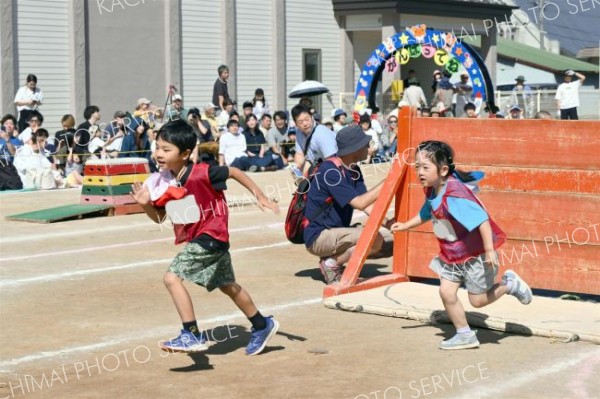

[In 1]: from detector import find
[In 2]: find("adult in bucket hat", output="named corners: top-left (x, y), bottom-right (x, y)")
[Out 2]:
top-left (303, 125), bottom-right (394, 284)
top-left (511, 75), bottom-right (533, 118)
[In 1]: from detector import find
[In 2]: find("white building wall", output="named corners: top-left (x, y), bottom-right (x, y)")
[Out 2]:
top-left (181, 0), bottom-right (222, 108)
top-left (236, 0), bottom-right (273, 107)
top-left (285, 0), bottom-right (341, 118)
top-left (16, 0), bottom-right (71, 133)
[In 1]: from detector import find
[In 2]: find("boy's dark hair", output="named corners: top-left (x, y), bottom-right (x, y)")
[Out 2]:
top-left (223, 99), bottom-right (234, 107)
top-left (229, 110), bottom-right (239, 118)
top-left (416, 141), bottom-right (474, 182)
top-left (227, 119), bottom-right (240, 128)
top-left (34, 128), bottom-right (49, 138)
top-left (28, 110), bottom-right (44, 124)
top-left (218, 64), bottom-right (229, 76)
top-left (261, 113), bottom-right (272, 120)
top-left (291, 104), bottom-right (312, 122)
top-left (84, 105), bottom-right (100, 120)
top-left (242, 101), bottom-right (253, 109)
top-left (273, 111), bottom-right (287, 121)
top-left (26, 74), bottom-right (37, 83)
top-left (157, 120), bottom-right (196, 153)
top-left (1, 114), bottom-right (17, 125)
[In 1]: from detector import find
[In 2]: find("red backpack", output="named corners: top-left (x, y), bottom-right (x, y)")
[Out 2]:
top-left (285, 156), bottom-right (343, 244)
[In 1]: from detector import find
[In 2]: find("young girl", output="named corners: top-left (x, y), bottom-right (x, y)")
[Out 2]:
top-left (391, 141), bottom-right (532, 350)
top-left (359, 114), bottom-right (380, 164)
top-left (251, 88), bottom-right (270, 121)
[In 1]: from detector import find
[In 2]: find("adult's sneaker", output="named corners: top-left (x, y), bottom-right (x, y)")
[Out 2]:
top-left (439, 331), bottom-right (479, 350)
top-left (502, 269), bottom-right (533, 305)
top-left (246, 316), bottom-right (279, 356)
top-left (159, 329), bottom-right (208, 353)
top-left (319, 258), bottom-right (342, 284)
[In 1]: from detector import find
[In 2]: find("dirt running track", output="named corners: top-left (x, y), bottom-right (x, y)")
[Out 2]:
top-left (1, 167), bottom-right (598, 399)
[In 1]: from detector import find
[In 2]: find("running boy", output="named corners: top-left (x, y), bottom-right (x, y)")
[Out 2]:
top-left (130, 119), bottom-right (280, 355)
top-left (391, 141), bottom-right (532, 350)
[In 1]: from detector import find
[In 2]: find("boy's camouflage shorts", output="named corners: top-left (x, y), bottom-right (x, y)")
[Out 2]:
top-left (169, 243), bottom-right (236, 291)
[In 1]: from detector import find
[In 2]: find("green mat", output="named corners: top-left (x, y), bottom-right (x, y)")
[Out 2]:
top-left (6, 204), bottom-right (113, 223)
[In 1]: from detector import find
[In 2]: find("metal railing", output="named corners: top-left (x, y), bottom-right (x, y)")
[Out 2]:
top-left (338, 89), bottom-right (600, 120)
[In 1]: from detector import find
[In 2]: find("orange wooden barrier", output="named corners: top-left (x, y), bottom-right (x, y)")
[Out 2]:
top-left (323, 107), bottom-right (600, 298)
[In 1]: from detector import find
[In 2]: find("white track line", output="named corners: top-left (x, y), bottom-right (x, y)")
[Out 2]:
top-left (0, 222), bottom-right (284, 263)
top-left (0, 205), bottom-right (285, 244)
top-left (0, 241), bottom-right (291, 288)
top-left (0, 297), bottom-right (321, 371)
top-left (451, 349), bottom-right (600, 399)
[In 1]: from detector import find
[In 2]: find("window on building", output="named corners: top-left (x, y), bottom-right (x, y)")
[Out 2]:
top-left (302, 49), bottom-right (322, 113)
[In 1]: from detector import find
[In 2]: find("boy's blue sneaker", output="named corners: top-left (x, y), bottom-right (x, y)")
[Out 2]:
top-left (502, 269), bottom-right (533, 305)
top-left (439, 331), bottom-right (479, 350)
top-left (159, 329), bottom-right (208, 353)
top-left (246, 316), bottom-right (279, 356)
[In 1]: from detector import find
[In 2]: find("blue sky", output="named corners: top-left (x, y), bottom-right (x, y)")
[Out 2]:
top-left (513, 0), bottom-right (600, 56)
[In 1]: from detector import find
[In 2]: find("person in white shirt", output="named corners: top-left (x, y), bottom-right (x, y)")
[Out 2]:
top-left (331, 109), bottom-right (347, 132)
top-left (555, 70), bottom-right (586, 120)
top-left (218, 119), bottom-right (256, 172)
top-left (14, 74), bottom-right (44, 132)
top-left (401, 78), bottom-right (428, 109)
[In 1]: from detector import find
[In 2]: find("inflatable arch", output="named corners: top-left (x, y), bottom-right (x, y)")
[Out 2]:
top-left (354, 25), bottom-right (495, 116)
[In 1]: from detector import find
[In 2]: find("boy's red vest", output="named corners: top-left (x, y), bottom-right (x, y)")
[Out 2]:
top-left (426, 177), bottom-right (506, 264)
top-left (173, 164), bottom-right (229, 245)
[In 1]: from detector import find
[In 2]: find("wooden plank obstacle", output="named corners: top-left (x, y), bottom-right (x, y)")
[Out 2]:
top-left (324, 107), bottom-right (600, 298)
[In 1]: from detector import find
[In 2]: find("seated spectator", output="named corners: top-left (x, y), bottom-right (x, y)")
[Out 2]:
top-left (243, 114), bottom-right (278, 171)
top-left (188, 107), bottom-right (217, 165)
top-left (420, 107), bottom-right (431, 117)
top-left (463, 103), bottom-right (478, 119)
top-left (100, 111), bottom-right (126, 157)
top-left (534, 110), bottom-right (553, 120)
top-left (133, 97), bottom-right (153, 124)
top-left (219, 119), bottom-right (255, 171)
top-left (218, 99), bottom-right (234, 132)
top-left (13, 129), bottom-right (59, 189)
top-left (202, 103), bottom-right (220, 137)
top-left (33, 129), bottom-right (57, 164)
top-left (304, 125), bottom-right (394, 283)
top-left (63, 146), bottom-right (84, 188)
top-left (239, 101), bottom-right (254, 129)
top-left (252, 88), bottom-right (271, 120)
top-left (323, 120), bottom-right (334, 131)
top-left (54, 114), bottom-right (77, 171)
top-left (359, 114), bottom-right (381, 163)
top-left (507, 105), bottom-right (524, 120)
top-left (382, 115), bottom-right (397, 158)
top-left (165, 94), bottom-right (188, 122)
top-left (332, 109), bottom-right (347, 132)
top-left (1, 114), bottom-right (22, 149)
top-left (266, 111), bottom-right (293, 167)
top-left (259, 113), bottom-right (272, 137)
top-left (76, 105), bottom-right (101, 157)
top-left (119, 117), bottom-right (156, 171)
top-left (0, 115), bottom-right (23, 190)
top-left (228, 111), bottom-right (244, 134)
top-left (430, 107), bottom-right (442, 118)
top-left (18, 110), bottom-right (43, 143)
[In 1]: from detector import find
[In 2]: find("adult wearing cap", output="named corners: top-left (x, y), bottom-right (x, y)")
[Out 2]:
top-left (511, 75), bottom-right (533, 118)
top-left (555, 70), bottom-right (586, 120)
top-left (455, 72), bottom-right (473, 117)
top-left (303, 125), bottom-right (395, 284)
top-left (165, 94), bottom-right (188, 122)
top-left (332, 109), bottom-right (347, 133)
top-left (134, 97), bottom-right (153, 124)
top-left (291, 103), bottom-right (337, 172)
